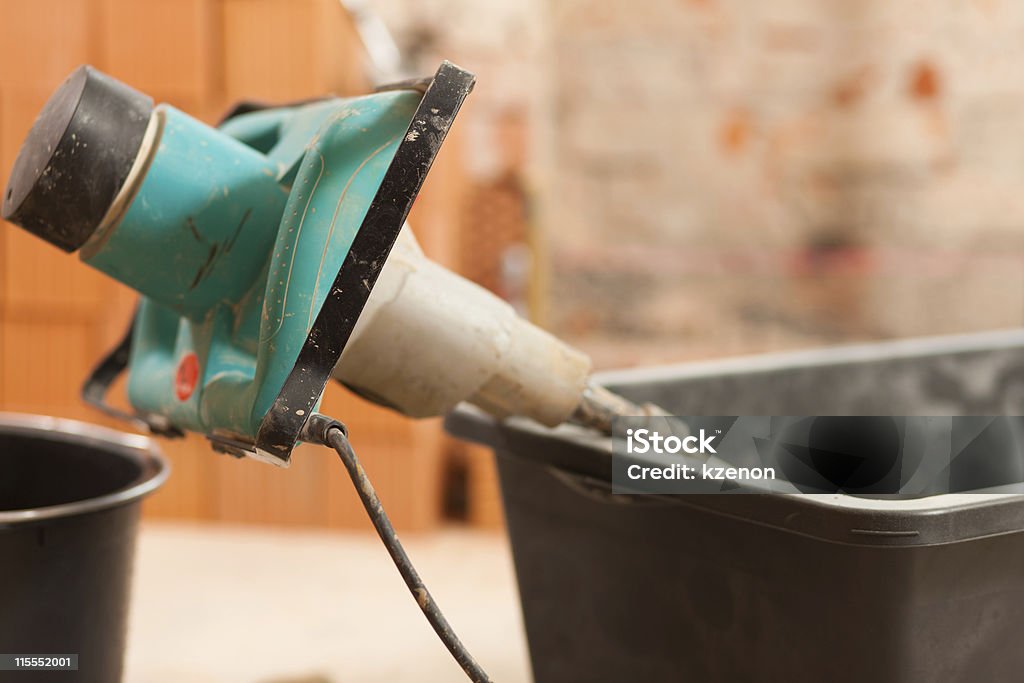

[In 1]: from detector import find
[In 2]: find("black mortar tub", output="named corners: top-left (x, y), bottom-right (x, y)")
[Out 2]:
top-left (0, 414), bottom-right (167, 682)
top-left (446, 330), bottom-right (1024, 683)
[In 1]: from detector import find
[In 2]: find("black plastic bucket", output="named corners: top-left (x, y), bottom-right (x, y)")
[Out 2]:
top-left (0, 414), bottom-right (168, 682)
top-left (447, 330), bottom-right (1024, 683)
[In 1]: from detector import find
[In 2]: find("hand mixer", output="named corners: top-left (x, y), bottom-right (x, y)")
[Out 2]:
top-left (2, 63), bottom-right (654, 681)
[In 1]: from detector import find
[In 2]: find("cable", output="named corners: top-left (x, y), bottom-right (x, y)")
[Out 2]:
top-left (323, 423), bottom-right (494, 683)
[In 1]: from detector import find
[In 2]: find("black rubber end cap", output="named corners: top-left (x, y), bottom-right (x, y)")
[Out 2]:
top-left (2, 65), bottom-right (153, 252)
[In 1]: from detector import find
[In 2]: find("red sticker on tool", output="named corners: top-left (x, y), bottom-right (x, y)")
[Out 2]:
top-left (175, 352), bottom-right (200, 401)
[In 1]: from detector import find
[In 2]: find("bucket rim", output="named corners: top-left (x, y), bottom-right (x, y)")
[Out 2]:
top-left (0, 412), bottom-right (169, 524)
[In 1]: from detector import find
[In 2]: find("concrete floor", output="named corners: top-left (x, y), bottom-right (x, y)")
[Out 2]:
top-left (125, 523), bottom-right (532, 683)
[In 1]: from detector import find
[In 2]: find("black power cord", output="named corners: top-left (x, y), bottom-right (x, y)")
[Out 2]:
top-left (303, 414), bottom-right (494, 683)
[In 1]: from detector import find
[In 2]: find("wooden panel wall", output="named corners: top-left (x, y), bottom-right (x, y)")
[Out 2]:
top-left (0, 0), bottom-right (468, 531)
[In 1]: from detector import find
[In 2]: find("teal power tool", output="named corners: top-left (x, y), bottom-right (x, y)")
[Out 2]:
top-left (4, 62), bottom-right (479, 464)
top-left (3, 62), bottom-right (654, 681)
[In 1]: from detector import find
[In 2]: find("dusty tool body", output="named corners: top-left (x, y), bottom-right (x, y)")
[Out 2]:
top-left (2, 63), bottom-right (635, 466)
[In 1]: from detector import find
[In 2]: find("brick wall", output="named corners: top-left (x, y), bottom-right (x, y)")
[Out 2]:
top-left (544, 0), bottom-right (1024, 367)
